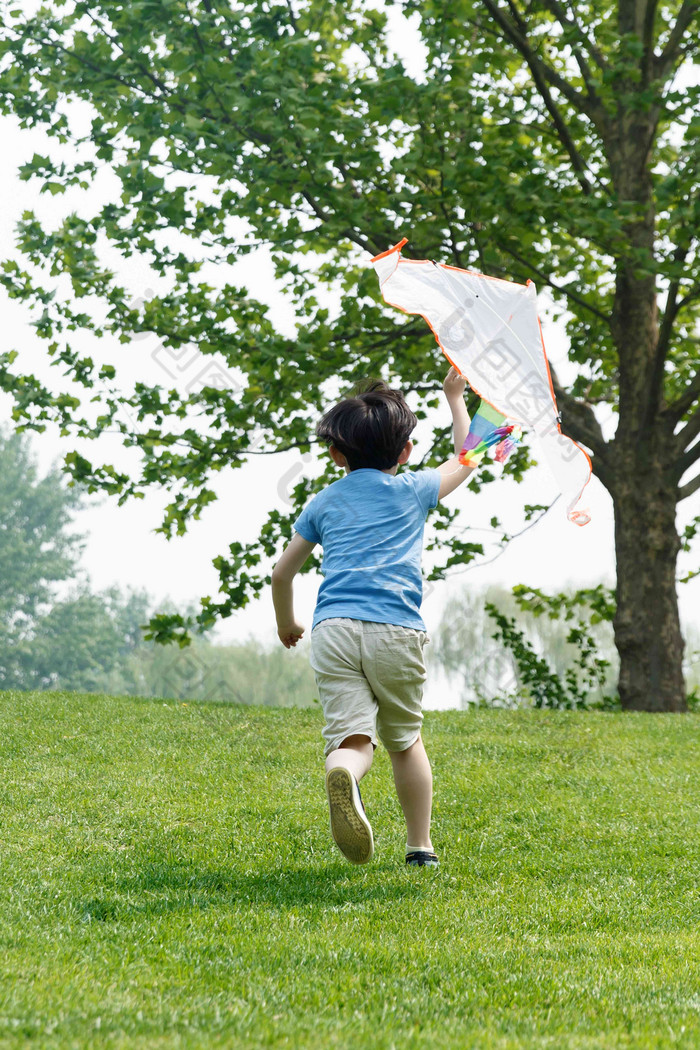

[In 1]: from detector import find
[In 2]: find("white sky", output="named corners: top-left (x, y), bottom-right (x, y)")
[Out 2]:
top-left (1, 11), bottom-right (698, 708)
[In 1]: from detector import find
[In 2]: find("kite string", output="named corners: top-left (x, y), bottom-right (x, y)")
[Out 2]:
top-left (447, 497), bottom-right (561, 574)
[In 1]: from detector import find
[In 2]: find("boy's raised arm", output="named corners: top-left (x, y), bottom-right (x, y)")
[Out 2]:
top-left (271, 533), bottom-right (317, 648)
top-left (436, 366), bottom-right (476, 501)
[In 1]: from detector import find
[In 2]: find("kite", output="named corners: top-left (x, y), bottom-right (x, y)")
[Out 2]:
top-left (458, 400), bottom-right (523, 469)
top-left (371, 238), bottom-right (592, 526)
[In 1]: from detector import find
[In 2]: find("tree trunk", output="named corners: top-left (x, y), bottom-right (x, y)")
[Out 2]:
top-left (612, 463), bottom-right (686, 712)
top-left (604, 97), bottom-right (689, 712)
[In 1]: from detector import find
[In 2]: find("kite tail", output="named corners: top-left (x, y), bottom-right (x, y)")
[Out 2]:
top-left (458, 402), bottom-right (522, 468)
top-left (494, 423), bottom-right (523, 463)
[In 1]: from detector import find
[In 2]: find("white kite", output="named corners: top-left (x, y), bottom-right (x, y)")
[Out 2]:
top-left (371, 238), bottom-right (592, 526)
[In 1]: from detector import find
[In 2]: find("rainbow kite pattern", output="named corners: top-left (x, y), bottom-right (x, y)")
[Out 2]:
top-left (459, 401), bottom-right (523, 469)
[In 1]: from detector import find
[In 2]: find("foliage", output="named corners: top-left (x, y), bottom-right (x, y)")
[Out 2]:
top-left (684, 624), bottom-right (700, 705)
top-left (98, 634), bottom-right (319, 707)
top-left (485, 602), bottom-right (576, 707)
top-left (500, 583), bottom-right (617, 708)
top-left (0, 423), bottom-right (150, 690)
top-left (1, 693), bottom-right (700, 1048)
top-left (431, 582), bottom-right (619, 707)
top-left (0, 416), bottom-right (316, 704)
top-left (679, 513), bottom-right (700, 584)
top-left (0, 0), bottom-right (697, 661)
top-left (24, 583), bottom-right (155, 693)
top-left (485, 592), bottom-right (615, 710)
top-left (0, 422), bottom-right (198, 691)
top-left (511, 582), bottom-right (616, 625)
top-left (0, 426), bottom-right (84, 660)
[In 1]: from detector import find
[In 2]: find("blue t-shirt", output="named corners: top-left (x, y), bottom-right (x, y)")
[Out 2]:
top-left (293, 467), bottom-right (441, 631)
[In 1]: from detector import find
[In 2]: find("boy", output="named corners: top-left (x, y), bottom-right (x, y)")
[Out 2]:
top-left (271, 366), bottom-right (475, 868)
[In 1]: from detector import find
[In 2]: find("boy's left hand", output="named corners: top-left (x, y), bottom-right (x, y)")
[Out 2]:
top-left (443, 365), bottom-right (467, 400)
top-left (278, 622), bottom-right (305, 648)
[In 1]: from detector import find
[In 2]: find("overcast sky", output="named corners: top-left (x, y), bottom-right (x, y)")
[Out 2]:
top-left (1, 11), bottom-right (698, 708)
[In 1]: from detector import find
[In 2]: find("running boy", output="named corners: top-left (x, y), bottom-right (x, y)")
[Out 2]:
top-left (271, 366), bottom-right (475, 868)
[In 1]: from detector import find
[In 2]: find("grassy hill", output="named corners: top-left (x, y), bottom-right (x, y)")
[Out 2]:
top-left (1, 690), bottom-right (698, 1049)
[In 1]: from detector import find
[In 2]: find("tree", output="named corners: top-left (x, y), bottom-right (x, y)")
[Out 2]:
top-left (0, 0), bottom-right (698, 709)
top-left (0, 424), bottom-right (154, 691)
top-left (105, 634), bottom-right (319, 706)
top-left (0, 422), bottom-right (316, 703)
top-left (430, 583), bottom-right (619, 707)
top-left (0, 423), bottom-right (81, 688)
top-left (27, 584), bottom-right (155, 693)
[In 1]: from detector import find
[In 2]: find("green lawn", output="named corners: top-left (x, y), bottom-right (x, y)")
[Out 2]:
top-left (0, 691), bottom-right (698, 1049)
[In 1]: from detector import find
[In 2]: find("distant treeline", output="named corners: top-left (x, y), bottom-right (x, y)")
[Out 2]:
top-left (0, 426), bottom-right (318, 707)
top-left (97, 633), bottom-right (319, 708)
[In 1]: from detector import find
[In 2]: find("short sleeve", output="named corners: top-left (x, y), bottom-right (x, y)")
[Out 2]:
top-left (293, 496), bottom-right (321, 544)
top-left (402, 468), bottom-right (441, 515)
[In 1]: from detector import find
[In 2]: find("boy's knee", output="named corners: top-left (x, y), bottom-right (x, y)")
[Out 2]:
top-left (387, 732), bottom-right (423, 757)
top-left (338, 733), bottom-right (375, 750)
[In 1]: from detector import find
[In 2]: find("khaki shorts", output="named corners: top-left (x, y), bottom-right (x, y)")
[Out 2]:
top-left (309, 617), bottom-right (429, 757)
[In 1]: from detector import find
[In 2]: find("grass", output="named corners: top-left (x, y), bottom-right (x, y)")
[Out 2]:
top-left (0, 690), bottom-right (699, 1049)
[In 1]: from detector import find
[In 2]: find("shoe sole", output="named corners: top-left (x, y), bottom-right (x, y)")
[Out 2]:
top-left (326, 768), bottom-right (374, 865)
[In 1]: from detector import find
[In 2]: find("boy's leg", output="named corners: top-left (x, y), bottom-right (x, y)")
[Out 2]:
top-left (325, 733), bottom-right (374, 782)
top-left (387, 734), bottom-right (433, 851)
top-left (361, 623), bottom-right (434, 855)
top-left (309, 621), bottom-right (377, 864)
top-left (325, 735), bottom-right (375, 864)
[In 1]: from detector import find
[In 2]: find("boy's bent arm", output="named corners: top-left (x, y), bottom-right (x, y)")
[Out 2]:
top-left (272, 532), bottom-right (316, 581)
top-left (436, 455), bottom-right (476, 501)
top-left (436, 366), bottom-right (476, 501)
top-left (271, 533), bottom-right (317, 648)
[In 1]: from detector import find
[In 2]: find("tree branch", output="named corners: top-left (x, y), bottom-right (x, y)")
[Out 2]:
top-left (666, 370), bottom-right (700, 423)
top-left (656, 278), bottom-right (681, 360)
top-left (297, 190), bottom-right (381, 256)
top-left (679, 469), bottom-right (700, 501)
top-left (648, 241), bottom-right (693, 416)
top-left (548, 363), bottom-right (612, 486)
top-left (480, 0), bottom-right (590, 113)
top-left (655, 0), bottom-right (700, 78)
top-left (477, 5), bottom-right (602, 194)
top-left (675, 433), bottom-right (700, 477)
top-left (549, 370), bottom-right (607, 453)
top-left (537, 0), bottom-right (607, 90)
top-left (479, 0), bottom-right (610, 142)
top-left (563, 0), bottom-right (610, 69)
top-left (676, 280), bottom-right (700, 312)
top-left (442, 499), bottom-right (561, 576)
top-left (656, 255), bottom-right (691, 358)
top-left (675, 404), bottom-right (700, 458)
top-left (497, 243), bottom-right (611, 323)
top-left (642, 0), bottom-right (660, 78)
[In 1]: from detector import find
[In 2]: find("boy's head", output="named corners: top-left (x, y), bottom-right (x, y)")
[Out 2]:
top-left (316, 379), bottom-right (417, 472)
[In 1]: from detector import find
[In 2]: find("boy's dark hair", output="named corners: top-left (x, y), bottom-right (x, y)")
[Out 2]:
top-left (316, 379), bottom-right (417, 471)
